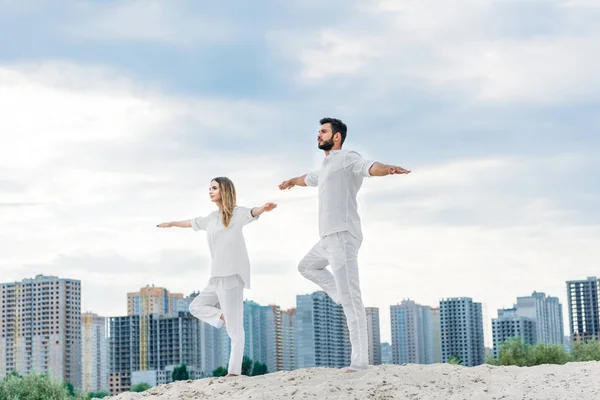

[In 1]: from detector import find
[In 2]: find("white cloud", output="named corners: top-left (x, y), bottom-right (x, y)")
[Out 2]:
top-left (563, 0), bottom-right (600, 7)
top-left (61, 1), bottom-right (236, 47)
top-left (273, 0), bottom-right (600, 104)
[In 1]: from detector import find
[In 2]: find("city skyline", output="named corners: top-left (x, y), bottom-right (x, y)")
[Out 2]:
top-left (0, 272), bottom-right (574, 347)
top-left (2, 0), bottom-right (599, 352)
top-left (3, 274), bottom-right (575, 348)
top-left (0, 273), bottom-right (578, 396)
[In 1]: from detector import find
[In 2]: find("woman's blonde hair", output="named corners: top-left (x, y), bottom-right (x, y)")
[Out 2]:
top-left (212, 177), bottom-right (237, 227)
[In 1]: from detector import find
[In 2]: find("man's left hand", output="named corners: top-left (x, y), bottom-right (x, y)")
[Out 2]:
top-left (388, 165), bottom-right (411, 175)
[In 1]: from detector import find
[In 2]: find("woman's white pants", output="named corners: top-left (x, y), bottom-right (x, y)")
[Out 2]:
top-left (189, 275), bottom-right (245, 375)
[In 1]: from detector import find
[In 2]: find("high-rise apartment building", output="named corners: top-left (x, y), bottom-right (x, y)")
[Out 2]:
top-left (566, 277), bottom-right (600, 342)
top-left (108, 312), bottom-right (202, 396)
top-left (127, 285), bottom-right (184, 317)
top-left (265, 305), bottom-right (283, 372)
top-left (390, 300), bottom-right (441, 365)
top-left (295, 291), bottom-right (350, 369)
top-left (244, 300), bottom-right (280, 373)
top-left (380, 342), bottom-right (392, 364)
top-left (515, 292), bottom-right (564, 346)
top-left (365, 307), bottom-right (382, 365)
top-left (430, 308), bottom-right (442, 363)
top-left (440, 297), bottom-right (484, 367)
top-left (491, 308), bottom-right (536, 358)
top-left (108, 315), bottom-right (140, 395)
top-left (281, 308), bottom-right (296, 371)
top-left (82, 312), bottom-right (108, 393)
top-left (0, 275), bottom-right (82, 389)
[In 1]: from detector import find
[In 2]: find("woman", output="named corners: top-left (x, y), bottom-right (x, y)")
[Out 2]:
top-left (157, 176), bottom-right (276, 377)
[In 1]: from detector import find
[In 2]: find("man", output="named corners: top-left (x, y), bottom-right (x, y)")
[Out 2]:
top-left (279, 117), bottom-right (410, 372)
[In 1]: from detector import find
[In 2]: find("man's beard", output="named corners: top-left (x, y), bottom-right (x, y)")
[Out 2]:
top-left (318, 138), bottom-right (334, 151)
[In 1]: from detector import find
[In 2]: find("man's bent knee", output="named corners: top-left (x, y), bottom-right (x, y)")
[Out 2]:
top-left (297, 259), bottom-right (309, 275)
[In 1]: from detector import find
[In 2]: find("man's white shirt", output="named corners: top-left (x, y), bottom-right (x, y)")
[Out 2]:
top-left (305, 150), bottom-right (375, 240)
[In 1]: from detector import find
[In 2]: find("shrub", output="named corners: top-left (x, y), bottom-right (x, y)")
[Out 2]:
top-left (572, 339), bottom-right (600, 362)
top-left (130, 382), bottom-right (151, 392)
top-left (487, 337), bottom-right (600, 367)
top-left (0, 373), bottom-right (72, 400)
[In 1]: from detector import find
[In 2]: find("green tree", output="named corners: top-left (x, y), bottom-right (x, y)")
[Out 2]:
top-left (241, 356), bottom-right (253, 376)
top-left (63, 381), bottom-right (76, 397)
top-left (172, 363), bottom-right (190, 382)
top-left (496, 337), bottom-right (534, 367)
top-left (531, 343), bottom-right (570, 365)
top-left (447, 355), bottom-right (462, 365)
top-left (130, 382), bottom-right (152, 392)
top-left (251, 361), bottom-right (268, 376)
top-left (0, 373), bottom-right (71, 400)
top-left (212, 366), bottom-right (227, 377)
top-left (572, 339), bottom-right (600, 362)
top-left (87, 391), bottom-right (110, 399)
top-left (487, 337), bottom-right (572, 367)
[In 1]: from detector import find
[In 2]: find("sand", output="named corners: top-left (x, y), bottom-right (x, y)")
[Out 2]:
top-left (105, 362), bottom-right (599, 399)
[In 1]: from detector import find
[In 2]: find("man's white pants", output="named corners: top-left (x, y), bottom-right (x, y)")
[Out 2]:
top-left (298, 231), bottom-right (369, 371)
top-left (188, 275), bottom-right (245, 375)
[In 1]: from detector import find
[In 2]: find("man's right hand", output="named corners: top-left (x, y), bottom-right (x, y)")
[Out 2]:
top-left (279, 179), bottom-right (296, 190)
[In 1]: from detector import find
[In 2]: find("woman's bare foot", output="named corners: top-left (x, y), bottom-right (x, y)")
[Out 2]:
top-left (225, 373), bottom-right (238, 377)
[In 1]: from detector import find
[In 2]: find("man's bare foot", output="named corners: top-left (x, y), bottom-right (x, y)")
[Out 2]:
top-left (225, 373), bottom-right (238, 377)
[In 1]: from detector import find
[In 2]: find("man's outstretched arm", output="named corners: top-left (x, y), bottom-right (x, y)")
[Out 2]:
top-left (344, 151), bottom-right (410, 178)
top-left (279, 174), bottom-right (308, 190)
top-left (368, 162), bottom-right (411, 177)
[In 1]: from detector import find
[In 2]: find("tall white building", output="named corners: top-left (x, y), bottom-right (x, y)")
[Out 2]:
top-left (82, 312), bottom-right (108, 393)
top-left (430, 308), bottom-right (442, 363)
top-left (515, 292), bottom-right (564, 346)
top-left (440, 297), bottom-right (484, 367)
top-left (281, 308), bottom-right (296, 371)
top-left (295, 292), bottom-right (350, 369)
top-left (390, 300), bottom-right (441, 365)
top-left (365, 307), bottom-right (382, 365)
top-left (0, 275), bottom-right (82, 389)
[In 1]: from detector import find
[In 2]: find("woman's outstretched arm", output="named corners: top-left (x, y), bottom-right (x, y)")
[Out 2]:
top-left (157, 220), bottom-right (192, 228)
top-left (251, 202), bottom-right (277, 217)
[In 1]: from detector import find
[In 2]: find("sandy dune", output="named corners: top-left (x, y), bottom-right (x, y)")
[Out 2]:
top-left (106, 362), bottom-right (598, 399)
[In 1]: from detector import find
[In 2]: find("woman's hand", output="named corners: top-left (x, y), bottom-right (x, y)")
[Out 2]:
top-left (263, 202), bottom-right (277, 212)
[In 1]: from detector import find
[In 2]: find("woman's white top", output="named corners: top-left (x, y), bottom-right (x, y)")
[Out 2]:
top-left (191, 206), bottom-right (258, 289)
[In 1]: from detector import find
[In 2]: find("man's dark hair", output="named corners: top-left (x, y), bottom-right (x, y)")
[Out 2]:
top-left (320, 117), bottom-right (347, 145)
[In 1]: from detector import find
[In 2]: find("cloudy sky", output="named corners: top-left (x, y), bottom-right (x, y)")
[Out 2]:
top-left (1, 0), bottom-right (599, 345)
